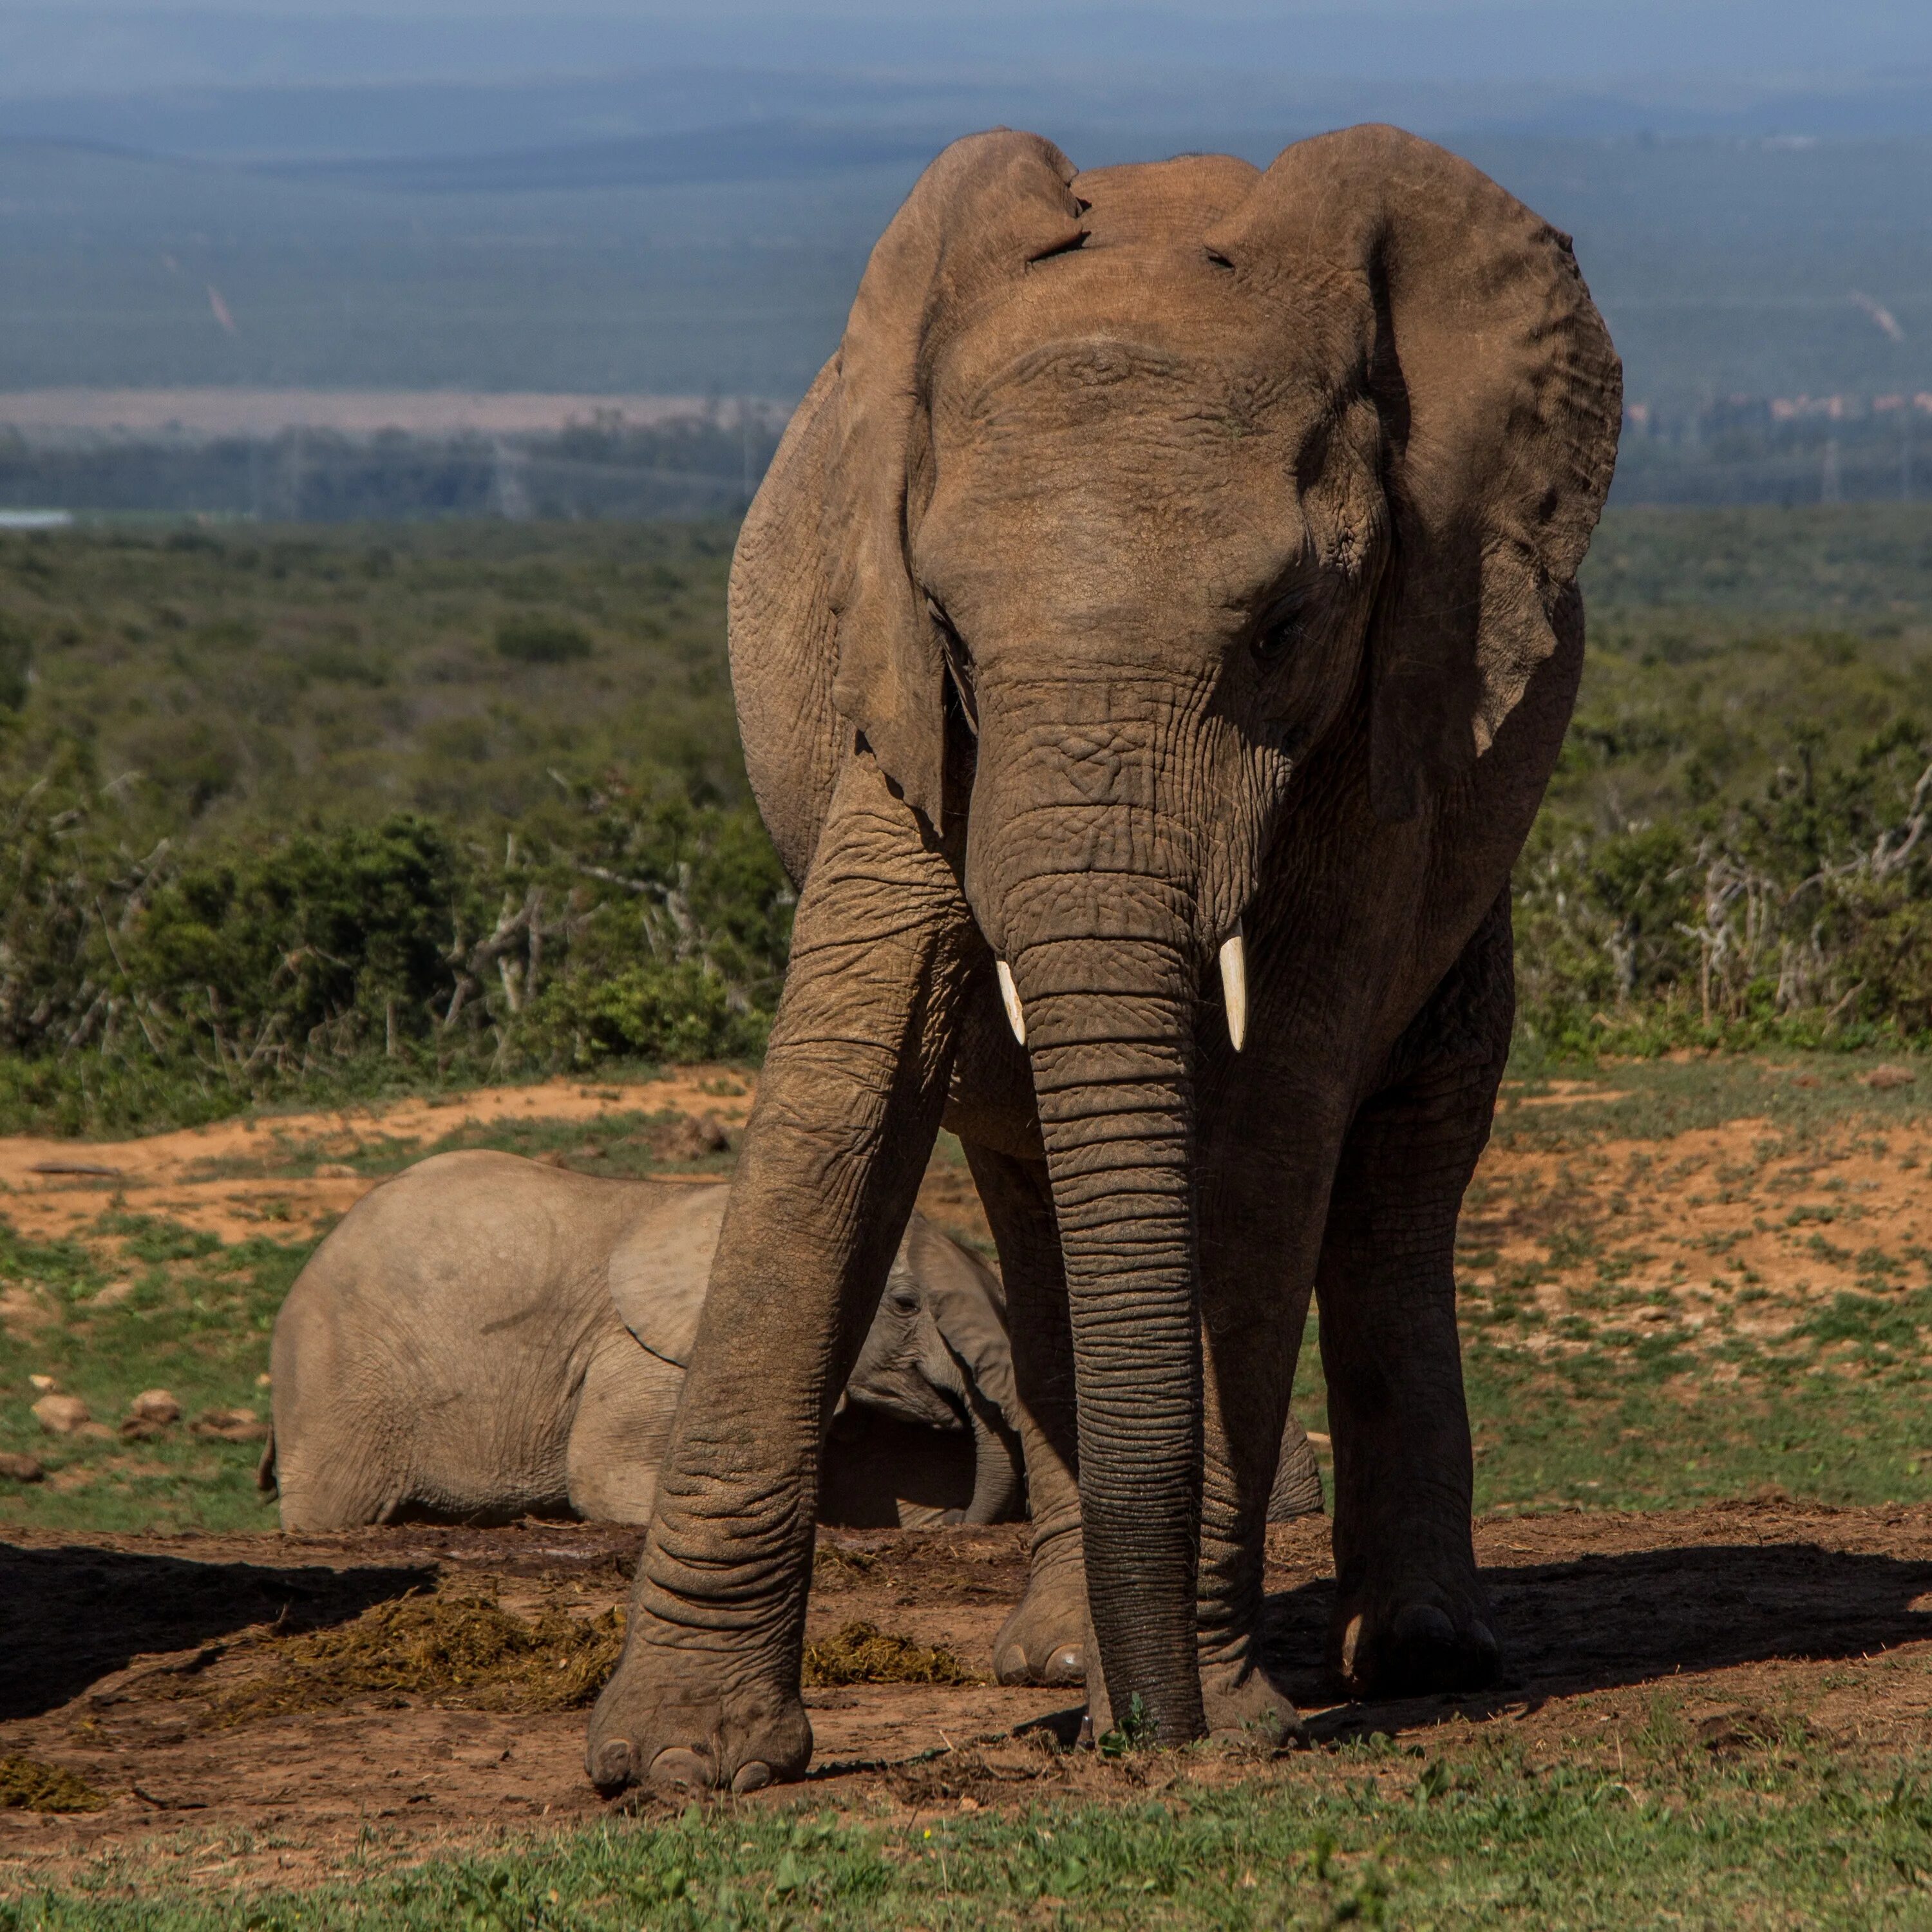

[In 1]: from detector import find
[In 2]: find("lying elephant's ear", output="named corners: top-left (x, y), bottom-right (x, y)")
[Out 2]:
top-left (607, 1186), bottom-right (731, 1368)
top-left (1206, 124), bottom-right (1620, 822)
top-left (826, 129), bottom-right (1084, 831)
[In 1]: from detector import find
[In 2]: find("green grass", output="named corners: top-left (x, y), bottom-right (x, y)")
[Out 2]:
top-left (17, 1722), bottom-right (1932, 1926)
top-left (0, 1215), bottom-right (301, 1534)
top-left (1282, 1049), bottom-right (1932, 1516)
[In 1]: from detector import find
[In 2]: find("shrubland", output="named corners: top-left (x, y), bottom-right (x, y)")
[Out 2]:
top-left (2, 507), bottom-right (1932, 1132)
top-left (0, 522), bottom-right (789, 1130)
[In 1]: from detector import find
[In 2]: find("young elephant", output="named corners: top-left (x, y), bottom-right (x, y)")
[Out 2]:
top-left (263, 1151), bottom-right (1035, 1531)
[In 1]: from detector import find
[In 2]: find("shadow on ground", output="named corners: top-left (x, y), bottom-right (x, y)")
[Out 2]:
top-left (1265, 1539), bottom-right (1932, 1739)
top-left (0, 1544), bottom-right (435, 1719)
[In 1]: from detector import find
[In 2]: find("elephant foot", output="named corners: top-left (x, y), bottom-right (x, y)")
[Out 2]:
top-left (1202, 1655), bottom-right (1305, 1749)
top-left (585, 1626), bottom-right (812, 1796)
top-left (1331, 1574), bottom-right (1501, 1698)
top-left (993, 1539), bottom-right (1088, 1686)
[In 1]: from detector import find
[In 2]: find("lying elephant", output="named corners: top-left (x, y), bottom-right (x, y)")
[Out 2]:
top-left (265, 1148), bottom-right (1324, 1539)
top-left (264, 1151), bottom-right (1033, 1531)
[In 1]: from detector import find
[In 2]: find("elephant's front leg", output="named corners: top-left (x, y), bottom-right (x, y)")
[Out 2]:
top-left (1317, 897), bottom-right (1511, 1698)
top-left (587, 754), bottom-right (976, 1794)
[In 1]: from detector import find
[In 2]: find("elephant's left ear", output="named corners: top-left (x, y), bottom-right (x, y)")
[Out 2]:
top-left (1206, 125), bottom-right (1621, 821)
top-left (825, 130), bottom-right (1084, 831)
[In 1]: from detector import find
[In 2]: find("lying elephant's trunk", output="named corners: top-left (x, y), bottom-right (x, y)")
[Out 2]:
top-left (960, 1379), bottom-right (1025, 1524)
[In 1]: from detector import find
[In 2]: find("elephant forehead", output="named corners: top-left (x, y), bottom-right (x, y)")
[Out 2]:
top-left (1069, 154), bottom-right (1262, 249)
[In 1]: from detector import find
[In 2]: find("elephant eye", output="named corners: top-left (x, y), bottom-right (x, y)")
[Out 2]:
top-left (1251, 596), bottom-right (1305, 669)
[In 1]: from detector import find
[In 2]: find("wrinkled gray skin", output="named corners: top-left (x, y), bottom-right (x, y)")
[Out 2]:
top-left (587, 123), bottom-right (1618, 1794)
top-left (266, 1151), bottom-right (1042, 1531)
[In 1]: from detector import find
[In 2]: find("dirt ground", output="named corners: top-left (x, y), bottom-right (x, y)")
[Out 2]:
top-left (0, 1502), bottom-right (1928, 1887)
top-left (5, 1069), bottom-right (1932, 1887)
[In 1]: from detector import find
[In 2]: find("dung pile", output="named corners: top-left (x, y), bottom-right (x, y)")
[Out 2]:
top-left (215, 1593), bottom-right (624, 1724)
top-left (803, 1621), bottom-right (980, 1687)
top-left (0, 1756), bottom-right (110, 1813)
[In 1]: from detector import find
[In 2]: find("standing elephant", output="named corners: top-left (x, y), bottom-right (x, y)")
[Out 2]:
top-left (588, 123), bottom-right (1617, 1792)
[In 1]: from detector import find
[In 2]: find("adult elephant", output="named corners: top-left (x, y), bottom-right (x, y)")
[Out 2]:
top-left (589, 123), bottom-right (1618, 1792)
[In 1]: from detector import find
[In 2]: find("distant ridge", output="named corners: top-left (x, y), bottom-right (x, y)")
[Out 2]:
top-left (261, 120), bottom-right (941, 194)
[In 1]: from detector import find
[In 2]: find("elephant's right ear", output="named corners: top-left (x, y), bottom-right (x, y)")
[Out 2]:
top-left (825, 130), bottom-right (1084, 831)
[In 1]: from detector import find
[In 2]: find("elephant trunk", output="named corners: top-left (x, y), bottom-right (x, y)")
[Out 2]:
top-left (960, 1380), bottom-right (1025, 1524)
top-left (1009, 923), bottom-right (1206, 1741)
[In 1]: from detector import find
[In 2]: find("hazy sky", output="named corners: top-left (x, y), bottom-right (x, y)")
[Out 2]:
top-left (6, 0), bottom-right (1932, 98)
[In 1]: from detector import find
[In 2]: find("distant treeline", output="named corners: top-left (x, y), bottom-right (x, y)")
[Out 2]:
top-left (1615, 399), bottom-right (1932, 507)
top-left (0, 415), bottom-right (785, 524)
top-left (5, 403), bottom-right (1930, 521)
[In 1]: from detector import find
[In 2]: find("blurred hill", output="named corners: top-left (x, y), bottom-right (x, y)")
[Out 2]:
top-left (1, 6), bottom-right (1930, 502)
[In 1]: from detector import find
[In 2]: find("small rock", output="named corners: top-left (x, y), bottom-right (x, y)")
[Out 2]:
top-left (191, 1407), bottom-right (269, 1444)
top-left (256, 1372), bottom-right (272, 1388)
top-left (692, 1112), bottom-right (731, 1153)
top-left (32, 1394), bottom-right (91, 1435)
top-left (0, 1454), bottom-right (43, 1483)
top-left (1866, 1063), bottom-right (1916, 1090)
top-left (89, 1283), bottom-right (133, 1309)
top-left (26, 1375), bottom-right (57, 1394)
top-left (126, 1389), bottom-right (181, 1426)
top-left (314, 1162), bottom-right (359, 1179)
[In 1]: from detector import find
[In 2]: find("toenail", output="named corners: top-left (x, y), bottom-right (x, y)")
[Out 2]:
top-left (730, 1761), bottom-right (772, 1795)
top-left (1470, 1618), bottom-right (1500, 1658)
top-left (1395, 1604), bottom-right (1457, 1650)
top-left (1045, 1644), bottom-right (1085, 1684)
top-left (1338, 1613), bottom-right (1365, 1675)
top-left (649, 1746), bottom-right (712, 1790)
top-left (591, 1739), bottom-right (633, 1791)
top-left (996, 1645), bottom-right (1030, 1684)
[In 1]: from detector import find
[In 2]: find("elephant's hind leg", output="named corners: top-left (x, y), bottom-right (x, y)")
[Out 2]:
top-left (1316, 890), bottom-right (1511, 1698)
top-left (963, 1142), bottom-right (1088, 1687)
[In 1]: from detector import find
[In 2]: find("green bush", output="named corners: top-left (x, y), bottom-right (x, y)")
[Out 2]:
top-left (494, 616), bottom-right (594, 663)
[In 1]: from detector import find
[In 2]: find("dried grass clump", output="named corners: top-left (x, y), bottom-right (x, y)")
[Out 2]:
top-left (803, 1620), bottom-right (980, 1687)
top-left (215, 1593), bottom-right (623, 1724)
top-left (0, 1756), bottom-right (110, 1813)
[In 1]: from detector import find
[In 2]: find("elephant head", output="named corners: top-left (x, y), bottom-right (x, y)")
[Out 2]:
top-left (842, 1212), bottom-right (1026, 1524)
top-left (813, 126), bottom-right (1618, 1736)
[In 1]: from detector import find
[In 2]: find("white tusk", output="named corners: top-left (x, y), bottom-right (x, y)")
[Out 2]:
top-left (1219, 925), bottom-right (1247, 1052)
top-left (996, 958), bottom-right (1026, 1047)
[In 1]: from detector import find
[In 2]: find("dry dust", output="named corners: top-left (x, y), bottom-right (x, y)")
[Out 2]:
top-left (1463, 1098), bottom-right (1932, 1365)
top-left (0, 1070), bottom-right (757, 1248)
